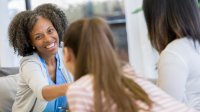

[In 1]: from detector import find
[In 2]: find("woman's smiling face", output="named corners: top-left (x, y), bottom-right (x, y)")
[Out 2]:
top-left (30, 16), bottom-right (59, 58)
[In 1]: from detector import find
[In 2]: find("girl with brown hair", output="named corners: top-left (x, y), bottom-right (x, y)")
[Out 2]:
top-left (63, 17), bottom-right (196, 112)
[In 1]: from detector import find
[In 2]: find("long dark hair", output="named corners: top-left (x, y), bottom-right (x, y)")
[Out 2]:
top-left (143, 0), bottom-right (200, 53)
top-left (63, 17), bottom-right (152, 112)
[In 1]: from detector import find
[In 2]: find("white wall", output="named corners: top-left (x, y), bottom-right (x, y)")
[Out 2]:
top-left (0, 0), bottom-right (20, 67)
top-left (124, 0), bottom-right (158, 79)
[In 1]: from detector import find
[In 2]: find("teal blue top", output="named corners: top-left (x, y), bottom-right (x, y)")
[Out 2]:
top-left (39, 53), bottom-right (68, 112)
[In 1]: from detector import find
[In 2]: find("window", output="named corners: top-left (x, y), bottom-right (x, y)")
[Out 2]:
top-left (8, 0), bottom-right (26, 19)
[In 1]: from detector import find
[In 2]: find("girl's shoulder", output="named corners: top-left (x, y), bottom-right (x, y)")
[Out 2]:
top-left (68, 74), bottom-right (94, 92)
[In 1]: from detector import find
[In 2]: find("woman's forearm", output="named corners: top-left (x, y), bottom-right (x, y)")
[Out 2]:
top-left (42, 83), bottom-right (69, 101)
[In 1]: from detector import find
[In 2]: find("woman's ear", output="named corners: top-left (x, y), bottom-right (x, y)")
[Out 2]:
top-left (64, 47), bottom-right (71, 62)
top-left (63, 47), bottom-right (75, 75)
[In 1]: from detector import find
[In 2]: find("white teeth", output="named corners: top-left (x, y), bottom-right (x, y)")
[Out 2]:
top-left (46, 43), bottom-right (55, 48)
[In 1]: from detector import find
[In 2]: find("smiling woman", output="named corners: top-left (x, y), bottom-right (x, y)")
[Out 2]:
top-left (8, 3), bottom-right (73, 112)
top-left (30, 16), bottom-right (59, 58)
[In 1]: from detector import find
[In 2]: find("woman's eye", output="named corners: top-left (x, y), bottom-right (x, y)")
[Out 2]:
top-left (35, 35), bottom-right (42, 40)
top-left (48, 28), bottom-right (54, 33)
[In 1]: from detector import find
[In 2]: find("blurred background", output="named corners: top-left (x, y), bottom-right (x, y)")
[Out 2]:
top-left (6, 0), bottom-right (128, 62)
top-left (0, 0), bottom-right (158, 80)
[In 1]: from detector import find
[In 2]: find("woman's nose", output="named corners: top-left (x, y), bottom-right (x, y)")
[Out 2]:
top-left (43, 34), bottom-right (52, 43)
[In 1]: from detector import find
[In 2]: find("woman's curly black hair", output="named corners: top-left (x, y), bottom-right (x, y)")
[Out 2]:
top-left (8, 3), bottom-right (68, 56)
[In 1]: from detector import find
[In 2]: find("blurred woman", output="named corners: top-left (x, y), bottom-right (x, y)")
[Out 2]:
top-left (143, 0), bottom-right (200, 110)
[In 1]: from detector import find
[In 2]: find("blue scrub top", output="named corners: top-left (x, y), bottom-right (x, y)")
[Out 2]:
top-left (39, 53), bottom-right (68, 112)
